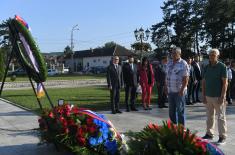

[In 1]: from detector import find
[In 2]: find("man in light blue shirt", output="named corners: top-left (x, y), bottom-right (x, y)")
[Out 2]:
top-left (166, 47), bottom-right (189, 125)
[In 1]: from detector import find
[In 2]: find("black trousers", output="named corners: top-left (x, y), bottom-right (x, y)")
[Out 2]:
top-left (125, 85), bottom-right (137, 110)
top-left (157, 84), bottom-right (166, 107)
top-left (192, 80), bottom-right (200, 101)
top-left (187, 80), bottom-right (193, 102)
top-left (110, 87), bottom-right (120, 112)
top-left (226, 81), bottom-right (232, 104)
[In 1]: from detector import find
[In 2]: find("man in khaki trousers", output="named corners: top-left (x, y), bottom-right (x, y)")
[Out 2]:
top-left (202, 49), bottom-right (228, 145)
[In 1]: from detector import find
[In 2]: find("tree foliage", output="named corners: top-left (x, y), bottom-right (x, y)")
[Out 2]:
top-left (131, 42), bottom-right (152, 51)
top-left (152, 0), bottom-right (235, 59)
top-left (63, 45), bottom-right (72, 55)
top-left (103, 41), bottom-right (117, 48)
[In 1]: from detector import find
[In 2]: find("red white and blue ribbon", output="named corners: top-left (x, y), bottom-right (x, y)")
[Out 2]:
top-left (78, 109), bottom-right (122, 139)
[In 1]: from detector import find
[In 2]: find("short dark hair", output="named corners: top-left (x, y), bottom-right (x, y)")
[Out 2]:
top-left (128, 55), bottom-right (134, 58)
top-left (161, 55), bottom-right (168, 60)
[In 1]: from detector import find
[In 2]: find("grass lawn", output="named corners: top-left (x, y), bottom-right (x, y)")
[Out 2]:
top-left (5, 74), bottom-right (105, 82)
top-left (1, 86), bottom-right (158, 114)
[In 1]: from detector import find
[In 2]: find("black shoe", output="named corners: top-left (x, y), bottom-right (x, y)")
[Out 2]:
top-left (217, 137), bottom-right (226, 145)
top-left (186, 101), bottom-right (193, 105)
top-left (202, 134), bottom-right (213, 140)
top-left (147, 106), bottom-right (152, 110)
top-left (116, 110), bottom-right (122, 113)
top-left (111, 111), bottom-right (116, 114)
top-left (131, 107), bottom-right (138, 111)
top-left (196, 99), bottom-right (201, 103)
top-left (162, 105), bottom-right (168, 108)
top-left (192, 100), bottom-right (197, 104)
top-left (158, 106), bottom-right (163, 108)
top-left (126, 109), bottom-right (130, 112)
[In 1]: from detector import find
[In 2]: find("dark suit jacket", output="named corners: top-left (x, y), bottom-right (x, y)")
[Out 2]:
top-left (155, 63), bottom-right (166, 85)
top-left (192, 61), bottom-right (202, 80)
top-left (107, 64), bottom-right (123, 89)
top-left (122, 63), bottom-right (139, 87)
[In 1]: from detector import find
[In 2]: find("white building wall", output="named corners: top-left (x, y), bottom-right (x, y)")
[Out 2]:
top-left (83, 56), bottom-right (111, 69)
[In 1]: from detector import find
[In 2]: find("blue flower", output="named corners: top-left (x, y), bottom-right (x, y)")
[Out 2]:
top-left (105, 140), bottom-right (118, 155)
top-left (102, 132), bottom-right (109, 140)
top-left (89, 137), bottom-right (98, 146)
top-left (97, 137), bottom-right (103, 144)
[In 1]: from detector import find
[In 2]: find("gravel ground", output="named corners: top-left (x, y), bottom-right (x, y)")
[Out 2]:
top-left (0, 79), bottom-right (107, 90)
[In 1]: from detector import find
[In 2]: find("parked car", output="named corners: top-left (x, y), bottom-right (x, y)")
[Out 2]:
top-left (47, 69), bottom-right (58, 76)
top-left (89, 66), bottom-right (107, 74)
top-left (8, 68), bottom-right (27, 76)
top-left (62, 67), bottom-right (69, 74)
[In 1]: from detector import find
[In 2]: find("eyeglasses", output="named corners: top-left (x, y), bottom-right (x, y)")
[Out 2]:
top-left (115, 59), bottom-right (119, 60)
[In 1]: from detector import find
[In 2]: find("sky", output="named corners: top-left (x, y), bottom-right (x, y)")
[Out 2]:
top-left (1, 0), bottom-right (164, 53)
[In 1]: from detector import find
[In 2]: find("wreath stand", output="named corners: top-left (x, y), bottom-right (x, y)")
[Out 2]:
top-left (0, 20), bottom-right (54, 111)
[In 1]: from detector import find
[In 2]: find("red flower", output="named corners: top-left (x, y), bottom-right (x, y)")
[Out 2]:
top-left (195, 141), bottom-right (207, 153)
top-left (56, 107), bottom-right (63, 115)
top-left (67, 119), bottom-right (75, 126)
top-left (86, 117), bottom-right (93, 125)
top-left (77, 127), bottom-right (84, 137)
top-left (167, 119), bottom-right (172, 129)
top-left (71, 106), bottom-right (79, 114)
top-left (48, 112), bottom-right (54, 118)
top-left (58, 116), bottom-right (67, 127)
top-left (148, 123), bottom-right (159, 131)
top-left (88, 125), bottom-right (97, 134)
top-left (64, 104), bottom-right (71, 116)
top-left (77, 136), bottom-right (86, 146)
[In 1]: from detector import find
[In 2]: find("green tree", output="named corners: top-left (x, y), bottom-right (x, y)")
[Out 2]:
top-left (0, 48), bottom-right (6, 81)
top-left (63, 45), bottom-right (72, 55)
top-left (103, 41), bottom-right (116, 48)
top-left (131, 42), bottom-right (152, 51)
top-left (152, 0), bottom-right (195, 55)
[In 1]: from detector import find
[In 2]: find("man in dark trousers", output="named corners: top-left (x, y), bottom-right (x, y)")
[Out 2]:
top-left (186, 56), bottom-right (196, 105)
top-left (231, 60), bottom-right (235, 100)
top-left (107, 56), bottom-right (123, 114)
top-left (123, 55), bottom-right (139, 112)
top-left (155, 55), bottom-right (168, 108)
top-left (192, 54), bottom-right (202, 103)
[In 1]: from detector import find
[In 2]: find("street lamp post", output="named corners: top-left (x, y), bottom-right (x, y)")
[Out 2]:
top-left (134, 27), bottom-right (150, 60)
top-left (71, 24), bottom-right (79, 72)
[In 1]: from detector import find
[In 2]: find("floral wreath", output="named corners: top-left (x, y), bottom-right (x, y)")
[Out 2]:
top-left (8, 15), bottom-right (47, 83)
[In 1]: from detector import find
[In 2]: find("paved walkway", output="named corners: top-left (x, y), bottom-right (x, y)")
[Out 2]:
top-left (0, 98), bottom-right (234, 155)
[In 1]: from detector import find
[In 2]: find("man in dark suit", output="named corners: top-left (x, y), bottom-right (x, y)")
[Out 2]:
top-left (192, 54), bottom-right (202, 103)
top-left (107, 56), bottom-right (123, 114)
top-left (155, 55), bottom-right (168, 108)
top-left (123, 55), bottom-right (139, 112)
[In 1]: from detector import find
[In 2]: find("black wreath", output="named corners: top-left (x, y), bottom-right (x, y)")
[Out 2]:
top-left (9, 19), bottom-right (47, 83)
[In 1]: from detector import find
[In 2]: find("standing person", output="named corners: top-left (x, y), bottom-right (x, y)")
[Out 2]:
top-left (123, 55), bottom-right (139, 112)
top-left (139, 57), bottom-right (155, 110)
top-left (225, 61), bottom-right (232, 105)
top-left (202, 49), bottom-right (228, 145)
top-left (155, 55), bottom-right (168, 108)
top-left (166, 47), bottom-right (189, 125)
top-left (107, 56), bottom-right (123, 114)
top-left (231, 60), bottom-right (235, 100)
top-left (186, 56), bottom-right (195, 105)
top-left (192, 54), bottom-right (202, 103)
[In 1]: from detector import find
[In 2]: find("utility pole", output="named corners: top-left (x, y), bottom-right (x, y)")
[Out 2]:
top-left (71, 24), bottom-right (79, 72)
